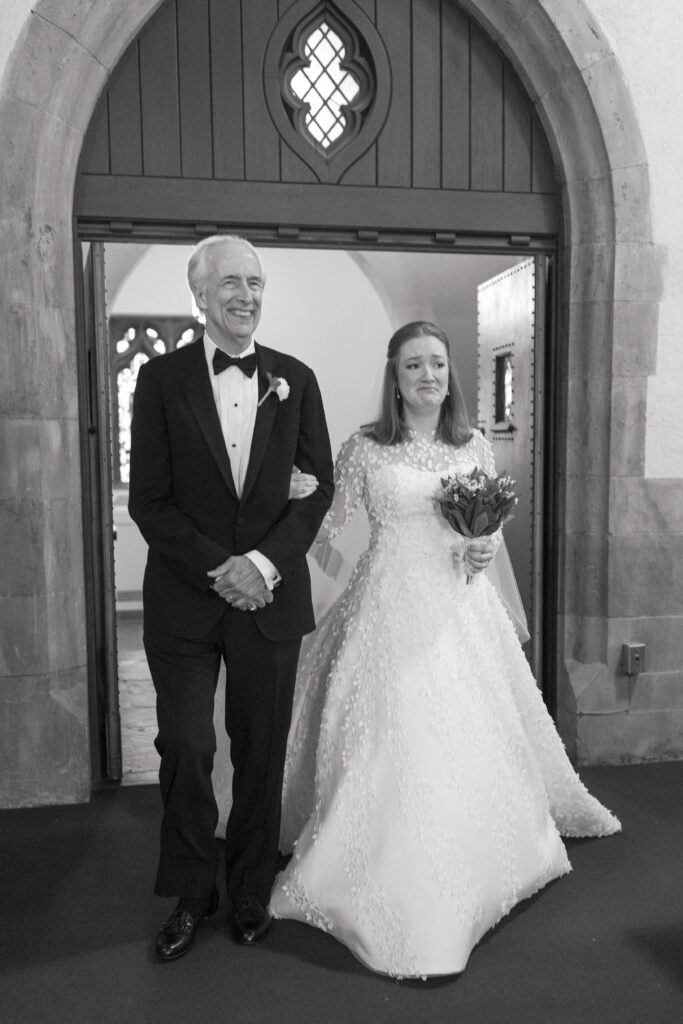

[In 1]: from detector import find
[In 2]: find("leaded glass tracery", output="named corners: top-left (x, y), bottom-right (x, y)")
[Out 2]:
top-left (264, 0), bottom-right (389, 183)
top-left (117, 352), bottom-right (149, 484)
top-left (276, 4), bottom-right (374, 164)
top-left (110, 316), bottom-right (201, 484)
top-left (289, 21), bottom-right (361, 149)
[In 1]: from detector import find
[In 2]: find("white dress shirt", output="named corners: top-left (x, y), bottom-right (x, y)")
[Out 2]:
top-left (203, 333), bottom-right (280, 590)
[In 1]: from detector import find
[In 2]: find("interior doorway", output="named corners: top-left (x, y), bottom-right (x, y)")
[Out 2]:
top-left (81, 239), bottom-right (548, 786)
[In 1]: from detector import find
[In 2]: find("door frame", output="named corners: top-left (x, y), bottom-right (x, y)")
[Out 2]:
top-left (75, 224), bottom-right (559, 785)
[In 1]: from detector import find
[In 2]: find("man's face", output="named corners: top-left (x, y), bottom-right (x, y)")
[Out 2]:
top-left (193, 242), bottom-right (265, 352)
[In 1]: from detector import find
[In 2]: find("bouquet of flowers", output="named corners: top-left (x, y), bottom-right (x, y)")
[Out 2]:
top-left (437, 467), bottom-right (517, 583)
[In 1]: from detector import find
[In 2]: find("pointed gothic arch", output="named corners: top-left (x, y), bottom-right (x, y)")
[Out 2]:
top-left (0, 0), bottom-right (661, 806)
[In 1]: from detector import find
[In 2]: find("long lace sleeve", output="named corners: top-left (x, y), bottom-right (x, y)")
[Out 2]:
top-left (316, 432), bottom-right (366, 542)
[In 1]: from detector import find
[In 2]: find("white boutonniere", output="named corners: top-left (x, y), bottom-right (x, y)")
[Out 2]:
top-left (257, 372), bottom-right (290, 407)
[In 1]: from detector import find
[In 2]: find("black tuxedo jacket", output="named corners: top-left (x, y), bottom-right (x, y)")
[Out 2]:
top-left (128, 337), bottom-right (334, 641)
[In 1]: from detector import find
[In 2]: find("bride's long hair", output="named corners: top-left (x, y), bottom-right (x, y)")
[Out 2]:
top-left (363, 321), bottom-right (472, 446)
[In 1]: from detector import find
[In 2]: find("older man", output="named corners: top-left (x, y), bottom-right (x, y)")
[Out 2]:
top-left (129, 235), bottom-right (333, 960)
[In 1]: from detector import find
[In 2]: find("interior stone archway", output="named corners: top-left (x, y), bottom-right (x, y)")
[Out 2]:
top-left (0, 0), bottom-right (661, 806)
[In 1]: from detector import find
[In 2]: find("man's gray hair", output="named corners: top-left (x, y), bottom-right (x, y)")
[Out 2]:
top-left (187, 234), bottom-right (265, 291)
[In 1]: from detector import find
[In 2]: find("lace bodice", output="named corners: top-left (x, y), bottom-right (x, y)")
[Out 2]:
top-left (319, 429), bottom-right (495, 550)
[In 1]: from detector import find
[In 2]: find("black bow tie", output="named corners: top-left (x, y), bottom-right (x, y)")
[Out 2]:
top-left (212, 349), bottom-right (257, 377)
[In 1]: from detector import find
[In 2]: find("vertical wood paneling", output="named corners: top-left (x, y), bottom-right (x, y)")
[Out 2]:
top-left (376, 0), bottom-right (411, 187)
top-left (531, 113), bottom-right (556, 193)
top-left (79, 0), bottom-right (557, 200)
top-left (503, 66), bottom-right (532, 192)
top-left (139, 2), bottom-right (181, 176)
top-left (242, 0), bottom-right (280, 181)
top-left (80, 90), bottom-right (110, 174)
top-left (210, 0), bottom-right (245, 180)
top-left (108, 44), bottom-right (143, 176)
top-left (280, 142), bottom-right (318, 184)
top-left (412, 0), bottom-right (441, 188)
top-left (340, 146), bottom-right (377, 186)
top-left (470, 24), bottom-right (503, 191)
top-left (353, 0), bottom-right (376, 19)
top-left (177, 0), bottom-right (212, 178)
top-left (441, 3), bottom-right (470, 190)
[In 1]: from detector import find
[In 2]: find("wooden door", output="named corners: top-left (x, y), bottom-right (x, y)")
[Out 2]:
top-left (76, 0), bottom-right (558, 243)
top-left (477, 258), bottom-right (547, 671)
top-left (78, 241), bottom-right (122, 784)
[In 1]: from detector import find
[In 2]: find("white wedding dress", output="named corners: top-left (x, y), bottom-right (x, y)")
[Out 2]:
top-left (269, 429), bottom-right (620, 978)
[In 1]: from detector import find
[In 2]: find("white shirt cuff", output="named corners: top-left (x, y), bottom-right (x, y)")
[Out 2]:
top-left (245, 550), bottom-right (281, 591)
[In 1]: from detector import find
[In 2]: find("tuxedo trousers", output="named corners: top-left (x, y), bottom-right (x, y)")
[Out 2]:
top-left (144, 606), bottom-right (301, 904)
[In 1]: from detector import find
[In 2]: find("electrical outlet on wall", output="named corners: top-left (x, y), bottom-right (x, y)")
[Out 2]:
top-left (622, 642), bottom-right (646, 676)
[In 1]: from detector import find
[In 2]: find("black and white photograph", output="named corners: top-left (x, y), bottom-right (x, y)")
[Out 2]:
top-left (1, 2), bottom-right (681, 1022)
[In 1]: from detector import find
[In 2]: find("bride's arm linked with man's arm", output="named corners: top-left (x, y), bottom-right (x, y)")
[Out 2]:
top-left (287, 465), bottom-right (347, 580)
top-left (289, 433), bottom-right (365, 582)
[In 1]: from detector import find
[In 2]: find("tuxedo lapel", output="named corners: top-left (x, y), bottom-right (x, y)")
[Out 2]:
top-left (180, 340), bottom-right (238, 501)
top-left (241, 343), bottom-right (279, 502)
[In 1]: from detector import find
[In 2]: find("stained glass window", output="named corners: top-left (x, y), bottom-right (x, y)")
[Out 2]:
top-left (289, 21), bottom-right (361, 149)
top-left (117, 353), bottom-right (149, 484)
top-left (110, 316), bottom-right (202, 484)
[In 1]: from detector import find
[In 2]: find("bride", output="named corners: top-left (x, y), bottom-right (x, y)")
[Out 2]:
top-left (269, 320), bottom-right (620, 978)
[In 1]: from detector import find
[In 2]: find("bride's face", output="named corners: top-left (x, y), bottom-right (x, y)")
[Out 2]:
top-left (395, 336), bottom-right (450, 416)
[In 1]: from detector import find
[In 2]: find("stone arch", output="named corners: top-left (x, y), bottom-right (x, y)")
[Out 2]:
top-left (0, 0), bottom-right (660, 805)
top-left (457, 1), bottom-right (662, 756)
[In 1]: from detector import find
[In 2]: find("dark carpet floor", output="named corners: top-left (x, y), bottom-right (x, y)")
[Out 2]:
top-left (1, 762), bottom-right (682, 1024)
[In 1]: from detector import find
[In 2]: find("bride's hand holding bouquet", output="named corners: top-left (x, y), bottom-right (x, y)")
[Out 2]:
top-left (437, 467), bottom-right (518, 583)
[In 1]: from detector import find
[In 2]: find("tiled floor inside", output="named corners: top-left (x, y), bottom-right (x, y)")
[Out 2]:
top-left (116, 612), bottom-right (232, 809)
top-left (116, 612), bottom-right (158, 785)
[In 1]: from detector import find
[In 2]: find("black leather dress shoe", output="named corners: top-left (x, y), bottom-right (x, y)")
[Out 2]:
top-left (232, 896), bottom-right (272, 945)
top-left (155, 887), bottom-right (219, 961)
